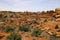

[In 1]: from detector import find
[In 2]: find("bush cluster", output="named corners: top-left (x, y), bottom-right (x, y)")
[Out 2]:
top-left (31, 28), bottom-right (43, 37)
top-left (6, 33), bottom-right (22, 40)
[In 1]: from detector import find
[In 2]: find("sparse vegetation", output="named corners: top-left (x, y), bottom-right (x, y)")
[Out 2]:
top-left (6, 33), bottom-right (22, 40)
top-left (0, 8), bottom-right (60, 40)
top-left (31, 28), bottom-right (43, 37)
top-left (3, 26), bottom-right (15, 33)
top-left (19, 25), bottom-right (31, 32)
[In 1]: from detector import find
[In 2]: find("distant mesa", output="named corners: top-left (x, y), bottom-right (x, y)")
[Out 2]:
top-left (55, 8), bottom-right (60, 14)
top-left (55, 8), bottom-right (60, 11)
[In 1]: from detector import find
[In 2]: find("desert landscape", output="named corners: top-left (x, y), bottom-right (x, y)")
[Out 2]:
top-left (0, 8), bottom-right (60, 40)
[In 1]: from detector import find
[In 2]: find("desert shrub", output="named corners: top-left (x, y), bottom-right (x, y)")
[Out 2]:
top-left (44, 19), bottom-right (47, 22)
top-left (6, 33), bottom-right (22, 40)
top-left (0, 14), bottom-right (3, 18)
top-left (9, 19), bottom-right (14, 23)
top-left (3, 26), bottom-right (15, 33)
top-left (50, 32), bottom-right (56, 40)
top-left (3, 15), bottom-right (7, 18)
top-left (31, 28), bottom-right (43, 37)
top-left (57, 30), bottom-right (60, 32)
top-left (55, 25), bottom-right (59, 29)
top-left (53, 15), bottom-right (56, 18)
top-left (0, 35), bottom-right (5, 39)
top-left (33, 38), bottom-right (36, 40)
top-left (50, 35), bottom-right (56, 40)
top-left (0, 14), bottom-right (7, 18)
top-left (19, 25), bottom-right (30, 32)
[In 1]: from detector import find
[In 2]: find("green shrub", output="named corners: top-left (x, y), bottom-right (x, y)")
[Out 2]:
top-left (31, 28), bottom-right (43, 37)
top-left (6, 33), bottom-right (22, 40)
top-left (3, 26), bottom-right (15, 33)
top-left (19, 25), bottom-right (30, 32)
